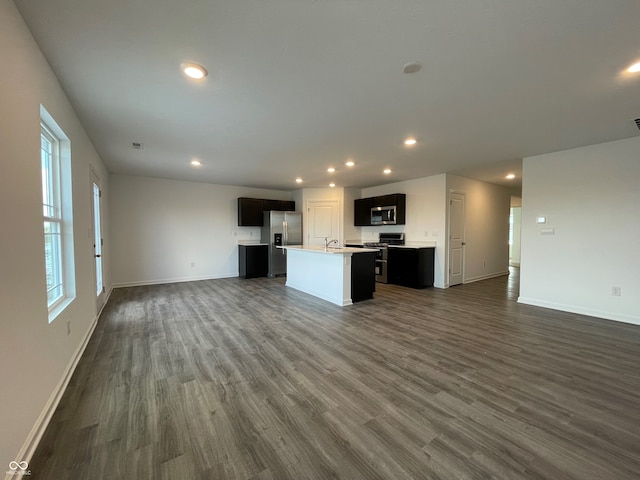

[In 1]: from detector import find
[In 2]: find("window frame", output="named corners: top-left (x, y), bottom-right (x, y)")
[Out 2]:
top-left (40, 106), bottom-right (76, 322)
top-left (41, 122), bottom-right (65, 309)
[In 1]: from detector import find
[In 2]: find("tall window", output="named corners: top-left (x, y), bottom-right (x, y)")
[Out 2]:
top-left (41, 123), bottom-right (64, 307)
top-left (40, 105), bottom-right (75, 321)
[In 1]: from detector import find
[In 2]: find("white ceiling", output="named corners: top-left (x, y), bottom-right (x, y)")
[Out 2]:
top-left (14, 0), bottom-right (640, 191)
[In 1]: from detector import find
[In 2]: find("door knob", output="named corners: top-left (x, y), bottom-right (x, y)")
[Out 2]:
top-left (95, 254), bottom-right (102, 258)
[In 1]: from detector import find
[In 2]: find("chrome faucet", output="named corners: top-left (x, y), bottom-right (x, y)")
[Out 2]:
top-left (324, 237), bottom-right (339, 249)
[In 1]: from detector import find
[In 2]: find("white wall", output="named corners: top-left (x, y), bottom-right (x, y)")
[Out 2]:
top-left (446, 175), bottom-right (511, 283)
top-left (520, 137), bottom-right (640, 325)
top-left (110, 175), bottom-right (292, 286)
top-left (343, 187), bottom-right (361, 242)
top-left (362, 174), bottom-right (448, 287)
top-left (0, 0), bottom-right (111, 470)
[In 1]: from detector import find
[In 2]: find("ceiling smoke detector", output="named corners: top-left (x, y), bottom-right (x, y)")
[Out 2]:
top-left (131, 142), bottom-right (144, 150)
top-left (402, 62), bottom-right (422, 74)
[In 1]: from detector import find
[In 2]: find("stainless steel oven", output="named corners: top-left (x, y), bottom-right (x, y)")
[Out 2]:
top-left (363, 244), bottom-right (388, 283)
top-left (365, 233), bottom-right (404, 283)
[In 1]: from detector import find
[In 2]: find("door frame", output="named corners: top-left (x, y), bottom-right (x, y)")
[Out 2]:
top-left (90, 169), bottom-right (105, 312)
top-left (305, 199), bottom-right (342, 246)
top-left (447, 190), bottom-right (466, 287)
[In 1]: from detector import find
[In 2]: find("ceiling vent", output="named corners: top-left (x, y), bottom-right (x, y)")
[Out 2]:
top-left (634, 118), bottom-right (640, 131)
top-left (131, 142), bottom-right (144, 150)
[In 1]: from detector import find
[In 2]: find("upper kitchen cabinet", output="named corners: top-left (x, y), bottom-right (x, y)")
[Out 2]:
top-left (354, 194), bottom-right (406, 226)
top-left (238, 197), bottom-right (296, 226)
top-left (354, 197), bottom-right (373, 226)
top-left (238, 198), bottom-right (264, 226)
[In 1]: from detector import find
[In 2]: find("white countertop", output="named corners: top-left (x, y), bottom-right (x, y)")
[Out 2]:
top-left (281, 245), bottom-right (379, 254)
top-left (388, 242), bottom-right (437, 249)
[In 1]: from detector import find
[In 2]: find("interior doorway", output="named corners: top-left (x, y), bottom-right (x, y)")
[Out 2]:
top-left (509, 197), bottom-right (522, 267)
top-left (90, 171), bottom-right (105, 312)
top-left (306, 200), bottom-right (340, 247)
top-left (448, 191), bottom-right (466, 286)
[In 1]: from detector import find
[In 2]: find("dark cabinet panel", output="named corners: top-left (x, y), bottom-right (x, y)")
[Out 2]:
top-left (394, 194), bottom-right (406, 225)
top-left (372, 194), bottom-right (396, 207)
top-left (387, 247), bottom-right (434, 288)
top-left (354, 197), bottom-right (373, 226)
top-left (351, 252), bottom-right (376, 302)
top-left (238, 198), bottom-right (264, 226)
top-left (239, 245), bottom-right (268, 278)
top-left (238, 198), bottom-right (296, 226)
top-left (263, 199), bottom-right (281, 212)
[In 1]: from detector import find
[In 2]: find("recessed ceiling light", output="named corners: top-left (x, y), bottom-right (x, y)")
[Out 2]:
top-left (295, 178), bottom-right (303, 184)
top-left (327, 167), bottom-right (336, 173)
top-left (191, 159), bottom-right (202, 166)
top-left (505, 173), bottom-right (516, 180)
top-left (627, 61), bottom-right (640, 73)
top-left (181, 62), bottom-right (208, 79)
top-left (345, 160), bottom-right (355, 167)
top-left (329, 183), bottom-right (336, 188)
top-left (404, 137), bottom-right (417, 146)
top-left (383, 168), bottom-right (392, 175)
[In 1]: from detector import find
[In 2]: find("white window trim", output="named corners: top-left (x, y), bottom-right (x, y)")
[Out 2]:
top-left (41, 105), bottom-right (76, 322)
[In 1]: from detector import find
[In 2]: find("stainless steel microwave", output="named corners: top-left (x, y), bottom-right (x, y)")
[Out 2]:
top-left (371, 205), bottom-right (397, 225)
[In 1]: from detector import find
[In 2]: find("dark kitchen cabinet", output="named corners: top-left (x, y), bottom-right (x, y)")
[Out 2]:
top-left (238, 198), bottom-right (296, 226)
top-left (353, 193), bottom-right (406, 226)
top-left (387, 247), bottom-right (434, 288)
top-left (371, 194), bottom-right (395, 207)
top-left (238, 244), bottom-right (268, 278)
top-left (354, 197), bottom-right (373, 226)
top-left (262, 199), bottom-right (281, 212)
top-left (238, 198), bottom-right (264, 226)
top-left (280, 200), bottom-right (296, 211)
top-left (351, 251), bottom-right (376, 302)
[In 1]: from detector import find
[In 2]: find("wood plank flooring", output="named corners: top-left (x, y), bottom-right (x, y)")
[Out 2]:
top-left (29, 269), bottom-right (640, 479)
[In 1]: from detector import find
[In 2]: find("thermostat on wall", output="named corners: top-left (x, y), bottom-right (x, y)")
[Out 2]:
top-left (536, 216), bottom-right (547, 224)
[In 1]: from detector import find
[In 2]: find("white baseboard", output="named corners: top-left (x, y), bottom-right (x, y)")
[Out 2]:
top-left (464, 270), bottom-right (510, 284)
top-left (5, 287), bottom-right (113, 480)
top-left (112, 273), bottom-right (237, 289)
top-left (517, 296), bottom-right (640, 326)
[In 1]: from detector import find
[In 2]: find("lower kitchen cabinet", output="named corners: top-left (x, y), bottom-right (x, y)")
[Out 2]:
top-left (351, 251), bottom-right (377, 302)
top-left (238, 244), bottom-right (268, 279)
top-left (387, 247), bottom-right (435, 289)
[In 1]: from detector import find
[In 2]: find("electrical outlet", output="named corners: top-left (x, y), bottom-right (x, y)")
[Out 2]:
top-left (612, 287), bottom-right (621, 297)
top-left (190, 262), bottom-right (195, 268)
top-left (66, 320), bottom-right (71, 335)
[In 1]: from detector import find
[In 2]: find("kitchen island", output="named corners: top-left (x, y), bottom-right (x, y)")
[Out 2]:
top-left (281, 245), bottom-right (378, 306)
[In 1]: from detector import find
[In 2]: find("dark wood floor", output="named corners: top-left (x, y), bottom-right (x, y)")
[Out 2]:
top-left (30, 269), bottom-right (640, 479)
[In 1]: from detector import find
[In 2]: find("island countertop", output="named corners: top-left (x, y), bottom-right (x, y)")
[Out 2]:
top-left (281, 245), bottom-right (377, 306)
top-left (280, 245), bottom-right (379, 254)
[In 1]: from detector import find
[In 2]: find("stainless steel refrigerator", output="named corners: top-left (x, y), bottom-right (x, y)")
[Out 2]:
top-left (261, 211), bottom-right (302, 277)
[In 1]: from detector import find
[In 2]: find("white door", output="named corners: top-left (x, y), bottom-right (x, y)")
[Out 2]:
top-left (90, 172), bottom-right (105, 311)
top-left (306, 200), bottom-right (340, 246)
top-left (448, 192), bottom-right (465, 286)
